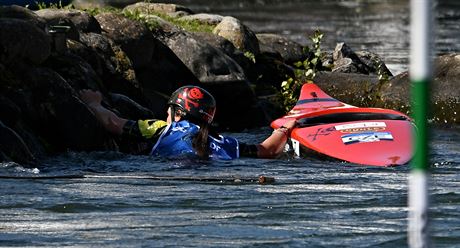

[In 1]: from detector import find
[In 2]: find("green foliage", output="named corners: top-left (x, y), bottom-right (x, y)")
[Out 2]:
top-left (376, 59), bottom-right (390, 83)
top-left (77, 3), bottom-right (215, 32)
top-left (84, 6), bottom-right (121, 16)
top-left (35, 0), bottom-right (74, 10)
top-left (35, 2), bottom-right (47, 9)
top-left (278, 29), bottom-right (324, 112)
top-left (122, 8), bottom-right (215, 33)
top-left (244, 51), bottom-right (256, 63)
top-left (368, 58), bottom-right (391, 107)
top-left (167, 16), bottom-right (215, 33)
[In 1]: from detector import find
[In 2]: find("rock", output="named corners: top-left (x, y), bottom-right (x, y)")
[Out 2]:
top-left (332, 42), bottom-right (370, 74)
top-left (0, 18), bottom-right (51, 66)
top-left (141, 14), bottom-right (178, 33)
top-left (356, 50), bottom-right (393, 77)
top-left (379, 71), bottom-right (411, 113)
top-left (313, 71), bottom-right (380, 107)
top-left (191, 32), bottom-right (253, 74)
top-left (1, 79), bottom-right (48, 159)
top-left (213, 16), bottom-right (260, 55)
top-left (135, 38), bottom-right (198, 117)
top-left (43, 52), bottom-right (103, 91)
top-left (191, 31), bottom-right (240, 56)
top-left (123, 2), bottom-right (193, 17)
top-left (382, 54), bottom-right (460, 123)
top-left (0, 120), bottom-right (36, 165)
top-left (248, 54), bottom-right (295, 95)
top-left (95, 12), bottom-right (155, 69)
top-left (0, 5), bottom-right (47, 30)
top-left (156, 30), bottom-right (264, 128)
top-left (109, 92), bottom-right (153, 120)
top-left (433, 54), bottom-right (460, 99)
top-left (0, 95), bottom-right (22, 127)
top-left (204, 81), bottom-right (267, 130)
top-left (76, 33), bottom-right (143, 103)
top-left (179, 13), bottom-right (224, 25)
top-left (16, 67), bottom-right (116, 151)
top-left (135, 35), bottom-right (197, 90)
top-left (161, 31), bottom-right (247, 84)
top-left (256, 33), bottom-right (307, 64)
top-left (35, 8), bottom-right (102, 36)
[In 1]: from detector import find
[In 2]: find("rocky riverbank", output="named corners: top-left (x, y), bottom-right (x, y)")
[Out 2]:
top-left (0, 3), bottom-right (458, 165)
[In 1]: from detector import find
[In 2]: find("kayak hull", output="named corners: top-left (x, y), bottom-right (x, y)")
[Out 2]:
top-left (272, 83), bottom-right (414, 166)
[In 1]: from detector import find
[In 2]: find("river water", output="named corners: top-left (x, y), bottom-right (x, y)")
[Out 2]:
top-left (1, 0), bottom-right (460, 247)
top-left (1, 126), bottom-right (459, 247)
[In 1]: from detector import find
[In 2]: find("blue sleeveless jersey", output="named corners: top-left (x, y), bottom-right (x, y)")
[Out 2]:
top-left (150, 120), bottom-right (239, 160)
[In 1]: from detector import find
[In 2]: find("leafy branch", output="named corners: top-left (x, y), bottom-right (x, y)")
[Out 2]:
top-left (279, 29), bottom-right (324, 112)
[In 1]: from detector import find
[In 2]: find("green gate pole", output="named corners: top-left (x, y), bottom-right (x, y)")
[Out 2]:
top-left (408, 0), bottom-right (432, 247)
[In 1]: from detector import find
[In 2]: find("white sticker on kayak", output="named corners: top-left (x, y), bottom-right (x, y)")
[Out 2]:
top-left (335, 122), bottom-right (386, 131)
top-left (341, 132), bottom-right (393, 145)
top-left (291, 138), bottom-right (300, 157)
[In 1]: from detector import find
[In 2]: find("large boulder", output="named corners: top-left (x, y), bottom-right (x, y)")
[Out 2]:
top-left (0, 18), bottom-right (51, 66)
top-left (382, 54), bottom-right (460, 123)
top-left (14, 67), bottom-right (116, 151)
top-left (123, 2), bottom-right (193, 18)
top-left (313, 71), bottom-right (381, 107)
top-left (161, 31), bottom-right (247, 84)
top-left (75, 33), bottom-right (144, 103)
top-left (179, 13), bottom-right (224, 25)
top-left (355, 50), bottom-right (393, 77)
top-left (109, 93), bottom-right (153, 120)
top-left (248, 54), bottom-right (295, 95)
top-left (213, 16), bottom-right (260, 55)
top-left (332, 42), bottom-right (371, 74)
top-left (204, 81), bottom-right (266, 130)
top-left (122, 5), bottom-right (180, 34)
top-left (331, 44), bottom-right (392, 76)
top-left (156, 30), bottom-right (264, 128)
top-left (43, 51), bottom-right (103, 91)
top-left (35, 8), bottom-right (102, 35)
top-left (0, 64), bottom-right (48, 160)
top-left (135, 37), bottom-right (198, 111)
top-left (257, 33), bottom-right (307, 64)
top-left (95, 12), bottom-right (155, 69)
top-left (0, 5), bottom-right (47, 30)
top-left (0, 95), bottom-right (22, 127)
top-left (0, 121), bottom-right (36, 165)
top-left (191, 31), bottom-right (253, 77)
top-left (192, 32), bottom-right (295, 96)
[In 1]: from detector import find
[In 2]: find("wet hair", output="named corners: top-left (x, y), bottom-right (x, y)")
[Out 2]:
top-left (192, 121), bottom-right (210, 159)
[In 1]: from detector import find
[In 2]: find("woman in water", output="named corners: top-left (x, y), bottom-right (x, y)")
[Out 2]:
top-left (80, 86), bottom-right (296, 160)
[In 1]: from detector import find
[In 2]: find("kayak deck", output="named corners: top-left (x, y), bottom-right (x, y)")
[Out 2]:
top-left (272, 83), bottom-right (414, 166)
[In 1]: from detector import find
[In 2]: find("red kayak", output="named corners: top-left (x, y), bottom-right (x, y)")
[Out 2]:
top-left (271, 83), bottom-right (414, 166)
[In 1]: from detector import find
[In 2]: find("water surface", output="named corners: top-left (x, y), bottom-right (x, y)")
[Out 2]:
top-left (1, 127), bottom-right (459, 247)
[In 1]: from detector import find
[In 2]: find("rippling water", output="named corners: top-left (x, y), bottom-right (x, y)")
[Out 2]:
top-left (1, 127), bottom-right (459, 247)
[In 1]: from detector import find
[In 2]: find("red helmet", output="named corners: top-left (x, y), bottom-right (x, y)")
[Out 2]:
top-left (168, 86), bottom-right (216, 123)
